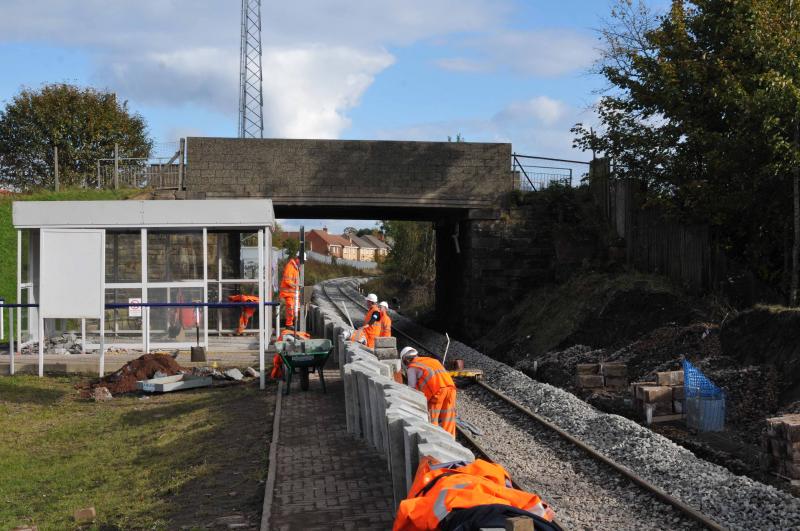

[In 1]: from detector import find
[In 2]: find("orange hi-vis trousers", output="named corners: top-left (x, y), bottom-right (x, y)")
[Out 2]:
top-left (280, 291), bottom-right (296, 327)
top-left (428, 386), bottom-right (457, 436)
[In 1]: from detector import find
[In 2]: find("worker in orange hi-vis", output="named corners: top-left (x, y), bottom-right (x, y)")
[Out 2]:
top-left (363, 293), bottom-right (379, 325)
top-left (378, 301), bottom-right (392, 337)
top-left (279, 253), bottom-right (301, 328)
top-left (227, 293), bottom-right (260, 335)
top-left (401, 347), bottom-right (457, 437)
top-left (393, 456), bottom-right (559, 531)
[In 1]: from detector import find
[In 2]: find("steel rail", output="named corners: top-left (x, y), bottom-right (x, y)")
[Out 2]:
top-left (474, 381), bottom-right (726, 531)
top-left (320, 279), bottom-right (727, 531)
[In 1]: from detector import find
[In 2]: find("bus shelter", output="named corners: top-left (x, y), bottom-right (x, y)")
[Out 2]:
top-left (10, 199), bottom-right (276, 387)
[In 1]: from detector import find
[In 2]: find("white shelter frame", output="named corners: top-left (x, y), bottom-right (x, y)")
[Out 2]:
top-left (11, 200), bottom-right (276, 387)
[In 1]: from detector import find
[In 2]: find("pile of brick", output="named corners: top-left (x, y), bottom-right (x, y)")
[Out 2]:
top-left (761, 414), bottom-right (800, 481)
top-left (575, 362), bottom-right (627, 390)
top-left (631, 370), bottom-right (684, 422)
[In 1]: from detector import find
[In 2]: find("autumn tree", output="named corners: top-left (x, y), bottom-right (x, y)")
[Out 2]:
top-left (574, 0), bottom-right (800, 296)
top-left (0, 84), bottom-right (152, 190)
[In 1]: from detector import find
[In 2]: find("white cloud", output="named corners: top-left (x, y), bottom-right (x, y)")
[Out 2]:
top-left (374, 95), bottom-right (598, 160)
top-left (262, 46), bottom-right (394, 138)
top-left (436, 29), bottom-right (597, 77)
top-left (494, 96), bottom-right (568, 126)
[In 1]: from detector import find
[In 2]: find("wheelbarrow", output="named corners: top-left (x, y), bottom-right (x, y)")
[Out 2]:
top-left (275, 338), bottom-right (332, 395)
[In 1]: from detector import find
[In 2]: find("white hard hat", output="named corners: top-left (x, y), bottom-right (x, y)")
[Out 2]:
top-left (366, 293), bottom-right (378, 303)
top-left (400, 346), bottom-right (418, 359)
top-left (379, 301), bottom-right (388, 309)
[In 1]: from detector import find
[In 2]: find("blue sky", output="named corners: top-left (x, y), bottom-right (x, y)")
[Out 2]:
top-left (0, 0), bottom-right (668, 233)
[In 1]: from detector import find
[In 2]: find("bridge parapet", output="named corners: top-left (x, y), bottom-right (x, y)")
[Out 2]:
top-left (185, 137), bottom-right (512, 209)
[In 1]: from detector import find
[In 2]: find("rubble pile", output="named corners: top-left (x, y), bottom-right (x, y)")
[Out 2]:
top-left (80, 354), bottom-right (185, 395)
top-left (19, 333), bottom-right (132, 356)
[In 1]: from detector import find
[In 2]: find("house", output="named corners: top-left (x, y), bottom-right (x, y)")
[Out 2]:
top-left (347, 234), bottom-right (377, 262)
top-left (307, 228), bottom-right (358, 260)
top-left (361, 234), bottom-right (391, 258)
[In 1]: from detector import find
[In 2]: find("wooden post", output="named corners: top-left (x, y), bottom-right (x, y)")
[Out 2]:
top-left (54, 146), bottom-right (59, 192)
top-left (113, 143), bottom-right (120, 190)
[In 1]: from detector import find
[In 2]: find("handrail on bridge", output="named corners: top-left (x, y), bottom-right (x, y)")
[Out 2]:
top-left (511, 153), bottom-right (591, 191)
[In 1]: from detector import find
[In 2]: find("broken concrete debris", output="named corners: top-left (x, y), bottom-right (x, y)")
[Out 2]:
top-left (224, 368), bottom-right (244, 381)
top-left (92, 386), bottom-right (113, 402)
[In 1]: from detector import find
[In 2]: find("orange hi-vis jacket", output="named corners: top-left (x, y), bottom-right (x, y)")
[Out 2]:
top-left (407, 356), bottom-right (454, 401)
top-left (393, 457), bottom-right (556, 531)
top-left (379, 308), bottom-right (392, 337)
top-left (279, 258), bottom-right (300, 297)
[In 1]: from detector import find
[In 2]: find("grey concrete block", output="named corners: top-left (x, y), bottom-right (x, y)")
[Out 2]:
top-left (416, 442), bottom-right (475, 468)
top-left (325, 321), bottom-right (334, 341)
top-left (374, 347), bottom-right (398, 360)
top-left (374, 336), bottom-right (397, 349)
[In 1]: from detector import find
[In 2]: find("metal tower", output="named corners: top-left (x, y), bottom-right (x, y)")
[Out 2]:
top-left (238, 0), bottom-right (264, 138)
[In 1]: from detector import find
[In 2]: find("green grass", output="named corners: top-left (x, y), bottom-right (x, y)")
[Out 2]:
top-left (0, 375), bottom-right (268, 530)
top-left (0, 189), bottom-right (140, 334)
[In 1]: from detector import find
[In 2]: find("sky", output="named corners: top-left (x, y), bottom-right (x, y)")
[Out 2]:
top-left (0, 1), bottom-right (669, 233)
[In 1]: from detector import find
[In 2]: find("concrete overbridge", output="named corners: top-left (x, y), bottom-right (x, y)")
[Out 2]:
top-left (179, 137), bottom-right (555, 338)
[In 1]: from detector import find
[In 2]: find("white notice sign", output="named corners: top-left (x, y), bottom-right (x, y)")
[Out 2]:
top-left (129, 298), bottom-right (142, 318)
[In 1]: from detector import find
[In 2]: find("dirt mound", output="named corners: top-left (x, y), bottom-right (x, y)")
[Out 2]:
top-left (81, 354), bottom-right (185, 395)
top-left (721, 306), bottom-right (800, 402)
top-left (478, 272), bottom-right (701, 365)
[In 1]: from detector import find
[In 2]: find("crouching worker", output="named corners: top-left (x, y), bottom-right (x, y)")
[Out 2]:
top-left (394, 457), bottom-right (559, 531)
top-left (401, 347), bottom-right (457, 437)
top-left (345, 309), bottom-right (382, 348)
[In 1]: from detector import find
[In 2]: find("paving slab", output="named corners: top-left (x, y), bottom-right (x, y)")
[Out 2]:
top-left (270, 370), bottom-right (394, 531)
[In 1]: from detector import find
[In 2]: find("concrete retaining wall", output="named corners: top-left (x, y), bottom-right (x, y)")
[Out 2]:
top-left (310, 285), bottom-right (475, 510)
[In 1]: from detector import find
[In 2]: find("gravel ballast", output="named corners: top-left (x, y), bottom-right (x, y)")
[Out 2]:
top-left (318, 279), bottom-right (800, 531)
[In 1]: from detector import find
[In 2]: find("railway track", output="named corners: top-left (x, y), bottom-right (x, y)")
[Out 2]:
top-left (317, 278), bottom-right (725, 530)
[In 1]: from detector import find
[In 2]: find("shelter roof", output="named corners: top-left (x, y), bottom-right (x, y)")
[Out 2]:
top-left (13, 199), bottom-right (275, 229)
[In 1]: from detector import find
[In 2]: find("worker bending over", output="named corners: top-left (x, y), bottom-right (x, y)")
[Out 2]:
top-left (394, 456), bottom-right (559, 531)
top-left (378, 301), bottom-right (392, 337)
top-left (227, 293), bottom-right (259, 335)
top-left (401, 347), bottom-right (457, 436)
top-left (346, 309), bottom-right (381, 348)
top-left (279, 253), bottom-right (301, 328)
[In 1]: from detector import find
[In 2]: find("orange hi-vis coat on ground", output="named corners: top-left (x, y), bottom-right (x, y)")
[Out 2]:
top-left (349, 326), bottom-right (378, 348)
top-left (279, 258), bottom-right (300, 326)
top-left (227, 294), bottom-right (260, 334)
top-left (379, 308), bottom-right (392, 337)
top-left (408, 356), bottom-right (457, 436)
top-left (393, 457), bottom-right (556, 531)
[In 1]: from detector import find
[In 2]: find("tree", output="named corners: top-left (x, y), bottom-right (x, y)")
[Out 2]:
top-left (380, 220), bottom-right (435, 284)
top-left (574, 0), bottom-right (800, 295)
top-left (0, 83), bottom-right (152, 190)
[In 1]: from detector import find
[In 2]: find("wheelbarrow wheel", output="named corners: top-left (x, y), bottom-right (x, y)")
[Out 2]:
top-left (300, 367), bottom-right (310, 391)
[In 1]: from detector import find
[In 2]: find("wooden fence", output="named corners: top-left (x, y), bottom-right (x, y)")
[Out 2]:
top-left (590, 159), bottom-right (728, 294)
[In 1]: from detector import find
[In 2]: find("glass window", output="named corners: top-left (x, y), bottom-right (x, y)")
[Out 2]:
top-left (106, 231), bottom-right (142, 283)
top-left (104, 288), bottom-right (143, 339)
top-left (147, 287), bottom-right (205, 343)
top-left (148, 231), bottom-right (203, 282)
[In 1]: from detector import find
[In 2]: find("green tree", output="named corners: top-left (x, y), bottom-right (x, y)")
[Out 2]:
top-left (0, 84), bottom-right (152, 190)
top-left (380, 220), bottom-right (435, 284)
top-left (574, 0), bottom-right (800, 295)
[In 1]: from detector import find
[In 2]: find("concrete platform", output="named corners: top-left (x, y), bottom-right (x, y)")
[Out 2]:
top-left (270, 370), bottom-right (394, 531)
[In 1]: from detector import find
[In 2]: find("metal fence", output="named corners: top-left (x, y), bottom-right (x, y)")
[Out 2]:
top-left (512, 153), bottom-right (591, 191)
top-left (93, 140), bottom-right (184, 190)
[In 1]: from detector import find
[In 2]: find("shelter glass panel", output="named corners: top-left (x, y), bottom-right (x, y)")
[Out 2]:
top-left (104, 288), bottom-right (143, 339)
top-left (105, 231), bottom-right (142, 283)
top-left (147, 231), bottom-right (203, 282)
top-left (147, 287), bottom-right (205, 344)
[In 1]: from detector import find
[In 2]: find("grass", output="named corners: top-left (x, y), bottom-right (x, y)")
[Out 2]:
top-left (0, 189), bottom-right (141, 334)
top-left (0, 375), bottom-right (269, 530)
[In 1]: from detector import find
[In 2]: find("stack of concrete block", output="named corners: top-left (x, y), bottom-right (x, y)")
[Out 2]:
top-left (341, 340), bottom-right (474, 510)
top-left (374, 336), bottom-right (398, 360)
top-left (631, 370), bottom-right (685, 422)
top-left (761, 414), bottom-right (800, 481)
top-left (575, 362), bottom-right (627, 390)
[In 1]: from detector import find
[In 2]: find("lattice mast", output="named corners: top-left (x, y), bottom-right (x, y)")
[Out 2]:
top-left (238, 0), bottom-right (264, 138)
